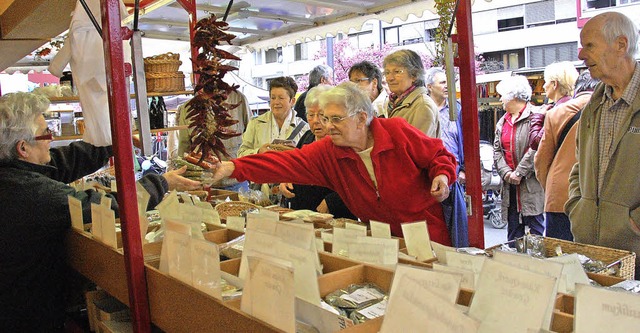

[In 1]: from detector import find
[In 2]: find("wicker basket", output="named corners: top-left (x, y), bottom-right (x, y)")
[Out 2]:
top-left (146, 72), bottom-right (185, 92)
top-left (215, 201), bottom-right (259, 221)
top-left (487, 237), bottom-right (636, 280)
top-left (144, 52), bottom-right (182, 73)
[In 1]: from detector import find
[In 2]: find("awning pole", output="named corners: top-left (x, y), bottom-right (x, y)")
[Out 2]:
top-left (454, 0), bottom-right (484, 248)
top-left (100, 0), bottom-right (151, 332)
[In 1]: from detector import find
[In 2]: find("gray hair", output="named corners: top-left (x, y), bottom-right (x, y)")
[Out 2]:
top-left (308, 65), bottom-right (333, 89)
top-left (574, 70), bottom-right (601, 95)
top-left (425, 67), bottom-right (446, 86)
top-left (383, 49), bottom-right (426, 87)
top-left (304, 84), bottom-right (332, 110)
top-left (318, 82), bottom-right (374, 125)
top-left (544, 61), bottom-right (579, 97)
top-left (600, 12), bottom-right (639, 58)
top-left (496, 75), bottom-right (532, 102)
top-left (0, 92), bottom-right (50, 161)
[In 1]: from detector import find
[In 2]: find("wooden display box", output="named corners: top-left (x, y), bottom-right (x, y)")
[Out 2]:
top-left (208, 189), bottom-right (239, 202)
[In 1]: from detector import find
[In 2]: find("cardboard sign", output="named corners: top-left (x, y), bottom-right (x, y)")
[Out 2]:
top-left (381, 274), bottom-right (479, 333)
top-left (191, 238), bottom-right (222, 300)
top-left (246, 213), bottom-right (278, 234)
top-left (165, 229), bottom-right (193, 284)
top-left (401, 221), bottom-right (434, 261)
top-left (370, 220), bottom-right (391, 239)
top-left (100, 208), bottom-right (117, 248)
top-left (156, 190), bottom-right (180, 221)
top-left (332, 227), bottom-right (364, 257)
top-left (574, 283), bottom-right (640, 333)
top-left (241, 255), bottom-right (295, 333)
top-left (68, 195), bottom-right (84, 231)
top-left (431, 241), bottom-right (457, 264)
top-left (195, 201), bottom-right (222, 226)
top-left (493, 250), bottom-right (563, 328)
top-left (296, 298), bottom-right (353, 333)
top-left (226, 216), bottom-right (245, 233)
top-left (445, 251), bottom-right (486, 289)
top-left (344, 222), bottom-right (367, 236)
top-left (136, 183), bottom-right (151, 244)
top-left (90, 203), bottom-right (103, 240)
top-left (390, 264), bottom-right (462, 305)
top-left (348, 236), bottom-right (398, 267)
top-left (432, 263), bottom-right (475, 290)
top-left (468, 259), bottom-right (558, 333)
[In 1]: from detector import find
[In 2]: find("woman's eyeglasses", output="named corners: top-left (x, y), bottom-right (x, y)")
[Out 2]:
top-left (34, 128), bottom-right (54, 141)
top-left (319, 114), bottom-right (356, 125)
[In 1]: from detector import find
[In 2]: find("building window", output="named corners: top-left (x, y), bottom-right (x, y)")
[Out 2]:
top-left (294, 43), bottom-right (308, 61)
top-left (383, 26), bottom-right (400, 46)
top-left (584, 0), bottom-right (615, 9)
top-left (265, 47), bottom-right (282, 64)
top-left (528, 42), bottom-right (578, 68)
top-left (348, 31), bottom-right (374, 49)
top-left (498, 17), bottom-right (524, 32)
top-left (481, 49), bottom-right (525, 72)
top-left (425, 28), bottom-right (437, 42)
top-left (254, 51), bottom-right (263, 65)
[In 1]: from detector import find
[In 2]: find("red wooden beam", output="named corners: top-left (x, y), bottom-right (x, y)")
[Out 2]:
top-left (455, 0), bottom-right (484, 248)
top-left (100, 0), bottom-right (151, 332)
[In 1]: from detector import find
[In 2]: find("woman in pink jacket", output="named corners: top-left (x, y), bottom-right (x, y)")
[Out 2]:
top-left (211, 82), bottom-right (457, 245)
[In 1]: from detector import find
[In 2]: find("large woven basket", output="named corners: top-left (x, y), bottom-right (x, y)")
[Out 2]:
top-left (144, 52), bottom-right (182, 73)
top-left (487, 237), bottom-right (636, 280)
top-left (215, 201), bottom-right (259, 221)
top-left (146, 72), bottom-right (185, 92)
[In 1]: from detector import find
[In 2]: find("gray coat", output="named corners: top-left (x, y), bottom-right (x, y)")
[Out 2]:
top-left (493, 103), bottom-right (544, 224)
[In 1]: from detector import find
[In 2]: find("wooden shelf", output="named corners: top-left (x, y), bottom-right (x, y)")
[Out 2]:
top-left (54, 125), bottom-right (188, 141)
top-left (48, 91), bottom-right (194, 103)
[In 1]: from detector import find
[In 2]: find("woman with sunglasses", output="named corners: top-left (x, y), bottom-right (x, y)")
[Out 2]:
top-left (383, 49), bottom-right (440, 138)
top-left (0, 92), bottom-right (199, 332)
top-left (211, 82), bottom-right (457, 245)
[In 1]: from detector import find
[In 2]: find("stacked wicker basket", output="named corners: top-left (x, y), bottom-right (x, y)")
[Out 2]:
top-left (144, 52), bottom-right (185, 93)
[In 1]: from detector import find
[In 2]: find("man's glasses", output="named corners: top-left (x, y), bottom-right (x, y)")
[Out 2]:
top-left (350, 78), bottom-right (370, 84)
top-left (319, 114), bottom-right (355, 126)
top-left (34, 128), bottom-right (54, 141)
top-left (383, 69), bottom-right (406, 77)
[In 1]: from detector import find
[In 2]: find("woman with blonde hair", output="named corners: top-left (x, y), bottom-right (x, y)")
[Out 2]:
top-left (529, 61), bottom-right (579, 150)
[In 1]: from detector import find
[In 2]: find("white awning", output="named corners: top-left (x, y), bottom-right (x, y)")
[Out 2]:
top-left (475, 71), bottom-right (512, 84)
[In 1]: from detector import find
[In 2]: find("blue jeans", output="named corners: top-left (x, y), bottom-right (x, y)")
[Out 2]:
top-left (545, 212), bottom-right (573, 241)
top-left (507, 185), bottom-right (545, 241)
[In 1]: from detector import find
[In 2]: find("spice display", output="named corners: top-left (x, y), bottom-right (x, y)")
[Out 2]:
top-left (186, 13), bottom-right (243, 163)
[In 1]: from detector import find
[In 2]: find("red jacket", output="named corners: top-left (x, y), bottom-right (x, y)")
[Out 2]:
top-left (231, 117), bottom-right (457, 245)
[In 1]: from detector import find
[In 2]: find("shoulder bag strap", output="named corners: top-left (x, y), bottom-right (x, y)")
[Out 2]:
top-left (555, 110), bottom-right (582, 154)
top-left (286, 121), bottom-right (306, 141)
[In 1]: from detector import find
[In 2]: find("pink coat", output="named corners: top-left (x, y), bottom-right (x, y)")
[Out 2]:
top-left (231, 117), bottom-right (457, 245)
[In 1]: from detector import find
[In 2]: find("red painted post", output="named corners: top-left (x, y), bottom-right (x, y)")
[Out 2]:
top-left (100, 0), bottom-right (151, 332)
top-left (455, 0), bottom-right (485, 248)
top-left (176, 0), bottom-right (198, 85)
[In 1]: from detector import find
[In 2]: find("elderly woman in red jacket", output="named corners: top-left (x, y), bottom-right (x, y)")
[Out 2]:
top-left (211, 82), bottom-right (457, 245)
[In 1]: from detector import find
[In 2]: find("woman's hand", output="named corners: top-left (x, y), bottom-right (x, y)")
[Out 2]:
top-left (508, 171), bottom-right (522, 185)
top-left (279, 183), bottom-right (296, 198)
top-left (430, 174), bottom-right (450, 202)
top-left (162, 166), bottom-right (201, 191)
top-left (316, 200), bottom-right (329, 213)
top-left (211, 161), bottom-right (235, 184)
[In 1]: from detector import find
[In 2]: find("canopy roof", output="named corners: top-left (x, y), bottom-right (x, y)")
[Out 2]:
top-left (137, 0), bottom-right (436, 49)
top-left (0, 0), bottom-right (442, 72)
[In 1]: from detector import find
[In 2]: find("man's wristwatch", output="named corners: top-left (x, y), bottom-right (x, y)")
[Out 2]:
top-left (515, 171), bottom-right (523, 178)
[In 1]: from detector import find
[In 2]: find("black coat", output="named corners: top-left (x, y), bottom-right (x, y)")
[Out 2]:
top-left (287, 131), bottom-right (355, 219)
top-left (0, 141), bottom-right (167, 332)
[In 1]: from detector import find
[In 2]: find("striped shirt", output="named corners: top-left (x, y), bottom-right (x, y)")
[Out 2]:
top-left (597, 62), bottom-right (640, 193)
